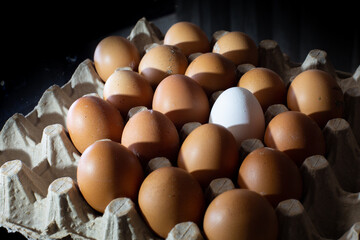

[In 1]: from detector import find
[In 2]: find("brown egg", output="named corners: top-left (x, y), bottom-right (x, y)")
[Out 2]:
top-left (203, 189), bottom-right (278, 240)
top-left (264, 111), bottom-right (325, 166)
top-left (121, 109), bottom-right (179, 165)
top-left (238, 147), bottom-right (302, 207)
top-left (163, 21), bottom-right (210, 56)
top-left (94, 36), bottom-right (140, 81)
top-left (178, 123), bottom-right (239, 187)
top-left (185, 52), bottom-right (237, 95)
top-left (138, 45), bottom-right (188, 88)
top-left (77, 140), bottom-right (143, 213)
top-left (287, 69), bottom-right (344, 128)
top-left (212, 31), bottom-right (258, 66)
top-left (238, 67), bottom-right (286, 111)
top-left (66, 95), bottom-right (124, 153)
top-left (103, 69), bottom-right (153, 117)
top-left (152, 74), bottom-right (209, 129)
top-left (138, 167), bottom-right (204, 238)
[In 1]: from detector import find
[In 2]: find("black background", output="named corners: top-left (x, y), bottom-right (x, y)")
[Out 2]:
top-left (0, 0), bottom-right (359, 239)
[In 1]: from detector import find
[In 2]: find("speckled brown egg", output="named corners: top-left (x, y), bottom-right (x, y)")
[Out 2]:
top-left (103, 69), bottom-right (153, 117)
top-left (138, 167), bottom-right (204, 238)
top-left (264, 111), bottom-right (325, 166)
top-left (121, 109), bottom-right (179, 165)
top-left (238, 67), bottom-right (286, 111)
top-left (213, 31), bottom-right (258, 66)
top-left (77, 140), bottom-right (143, 213)
top-left (66, 95), bottom-right (124, 153)
top-left (185, 52), bottom-right (237, 95)
top-left (287, 69), bottom-right (344, 128)
top-left (178, 123), bottom-right (239, 187)
top-left (203, 188), bottom-right (278, 240)
top-left (152, 74), bottom-right (209, 129)
top-left (164, 21), bottom-right (210, 56)
top-left (238, 147), bottom-right (302, 207)
top-left (138, 45), bottom-right (188, 88)
top-left (94, 36), bottom-right (140, 81)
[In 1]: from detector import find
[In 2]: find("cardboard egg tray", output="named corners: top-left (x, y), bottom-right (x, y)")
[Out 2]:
top-left (1, 17), bottom-right (360, 239)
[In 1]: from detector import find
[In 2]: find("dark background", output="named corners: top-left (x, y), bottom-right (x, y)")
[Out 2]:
top-left (0, 0), bottom-right (359, 239)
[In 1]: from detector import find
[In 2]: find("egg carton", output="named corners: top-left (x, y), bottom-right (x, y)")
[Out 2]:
top-left (0, 17), bottom-right (360, 240)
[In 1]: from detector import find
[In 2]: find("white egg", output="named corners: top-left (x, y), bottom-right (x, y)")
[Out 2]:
top-left (209, 87), bottom-right (265, 147)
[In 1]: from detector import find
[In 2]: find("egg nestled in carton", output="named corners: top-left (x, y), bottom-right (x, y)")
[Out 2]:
top-left (0, 17), bottom-right (359, 240)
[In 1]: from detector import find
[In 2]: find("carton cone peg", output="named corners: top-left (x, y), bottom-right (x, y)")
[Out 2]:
top-left (301, 155), bottom-right (360, 239)
top-left (323, 118), bottom-right (360, 192)
top-left (344, 87), bottom-right (360, 145)
top-left (166, 222), bottom-right (204, 240)
top-left (275, 199), bottom-right (325, 240)
top-left (102, 198), bottom-right (157, 240)
top-left (146, 157), bottom-right (172, 175)
top-left (205, 178), bottom-right (235, 203)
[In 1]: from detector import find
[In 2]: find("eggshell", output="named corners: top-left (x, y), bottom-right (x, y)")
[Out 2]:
top-left (152, 74), bottom-right (209, 129)
top-left (178, 123), bottom-right (239, 187)
top-left (185, 52), bottom-right (237, 95)
top-left (77, 140), bottom-right (143, 213)
top-left (94, 36), bottom-right (140, 81)
top-left (103, 69), bottom-right (153, 117)
top-left (287, 69), bottom-right (344, 128)
top-left (138, 167), bottom-right (204, 238)
top-left (164, 21), bottom-right (210, 56)
top-left (121, 109), bottom-right (179, 165)
top-left (238, 67), bottom-right (286, 111)
top-left (66, 95), bottom-right (124, 153)
top-left (238, 147), bottom-right (302, 207)
top-left (203, 188), bottom-right (278, 240)
top-left (264, 111), bottom-right (325, 166)
top-left (138, 45), bottom-right (188, 88)
top-left (209, 87), bottom-right (265, 148)
top-left (212, 31), bottom-right (258, 66)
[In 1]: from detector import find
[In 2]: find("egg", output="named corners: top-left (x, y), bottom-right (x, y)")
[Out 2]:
top-left (138, 167), bottom-right (204, 238)
top-left (163, 21), bottom-right (210, 56)
top-left (94, 36), bottom-right (140, 81)
top-left (209, 87), bottom-right (265, 148)
top-left (264, 111), bottom-right (325, 166)
top-left (103, 69), bottom-right (153, 117)
top-left (238, 67), bottom-right (286, 111)
top-left (287, 69), bottom-right (344, 128)
top-left (185, 52), bottom-right (237, 95)
top-left (203, 188), bottom-right (278, 240)
top-left (121, 109), bottom-right (179, 165)
top-left (152, 74), bottom-right (209, 129)
top-left (66, 95), bottom-right (124, 153)
top-left (178, 123), bottom-right (239, 187)
top-left (212, 31), bottom-right (258, 66)
top-left (77, 139), bottom-right (143, 213)
top-left (238, 147), bottom-right (302, 207)
top-left (138, 45), bottom-right (188, 88)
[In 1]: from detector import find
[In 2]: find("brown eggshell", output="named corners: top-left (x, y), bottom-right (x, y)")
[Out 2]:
top-left (103, 69), bottom-right (153, 117)
top-left (138, 167), bottom-right (205, 238)
top-left (264, 111), bottom-right (325, 166)
top-left (66, 95), bottom-right (124, 153)
top-left (213, 31), bottom-right (258, 66)
top-left (238, 147), bottom-right (302, 207)
top-left (152, 74), bottom-right (209, 129)
top-left (164, 21), bottom-right (210, 56)
top-left (238, 67), bottom-right (286, 111)
top-left (121, 109), bottom-right (180, 165)
top-left (94, 36), bottom-right (140, 81)
top-left (185, 52), bottom-right (237, 95)
top-left (77, 140), bottom-right (143, 213)
top-left (138, 45), bottom-right (188, 88)
top-left (178, 123), bottom-right (239, 187)
top-left (203, 189), bottom-right (278, 240)
top-left (287, 69), bottom-right (344, 128)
